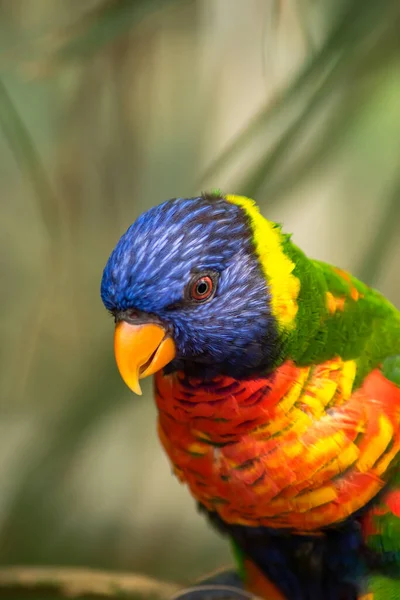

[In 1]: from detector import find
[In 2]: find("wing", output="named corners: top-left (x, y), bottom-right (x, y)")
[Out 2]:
top-left (358, 356), bottom-right (400, 597)
top-left (287, 259), bottom-right (400, 389)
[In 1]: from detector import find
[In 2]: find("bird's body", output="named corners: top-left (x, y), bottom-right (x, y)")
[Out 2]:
top-left (156, 360), bottom-right (400, 532)
top-left (101, 193), bottom-right (400, 599)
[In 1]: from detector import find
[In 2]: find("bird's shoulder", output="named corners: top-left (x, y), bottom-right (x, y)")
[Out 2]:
top-left (289, 258), bottom-right (400, 387)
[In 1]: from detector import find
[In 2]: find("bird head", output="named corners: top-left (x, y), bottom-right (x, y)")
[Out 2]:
top-left (101, 193), bottom-right (300, 394)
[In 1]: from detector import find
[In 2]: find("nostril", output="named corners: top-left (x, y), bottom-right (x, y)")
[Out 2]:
top-left (115, 308), bottom-right (143, 324)
top-left (126, 309), bottom-right (138, 320)
top-left (114, 308), bottom-right (165, 328)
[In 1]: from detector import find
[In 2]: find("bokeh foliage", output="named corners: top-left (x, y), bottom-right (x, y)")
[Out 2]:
top-left (0, 0), bottom-right (399, 586)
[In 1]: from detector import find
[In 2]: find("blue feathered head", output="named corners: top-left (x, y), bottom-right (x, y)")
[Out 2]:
top-left (101, 194), bottom-right (280, 384)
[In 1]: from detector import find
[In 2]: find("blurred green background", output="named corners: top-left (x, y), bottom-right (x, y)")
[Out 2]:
top-left (0, 0), bottom-right (400, 587)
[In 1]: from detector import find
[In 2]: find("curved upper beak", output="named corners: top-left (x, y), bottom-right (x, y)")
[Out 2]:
top-left (114, 321), bottom-right (176, 395)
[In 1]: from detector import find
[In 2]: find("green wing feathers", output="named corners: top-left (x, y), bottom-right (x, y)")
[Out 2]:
top-left (282, 238), bottom-right (400, 387)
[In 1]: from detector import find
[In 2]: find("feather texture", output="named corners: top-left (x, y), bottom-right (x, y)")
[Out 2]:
top-left (156, 361), bottom-right (400, 531)
top-left (101, 194), bottom-right (400, 599)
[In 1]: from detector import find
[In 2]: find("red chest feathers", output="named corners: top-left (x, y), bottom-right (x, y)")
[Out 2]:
top-left (154, 359), bottom-right (400, 531)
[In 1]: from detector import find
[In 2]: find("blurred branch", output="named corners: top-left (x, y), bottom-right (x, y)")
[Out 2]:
top-left (234, 54), bottom-right (341, 198)
top-left (0, 77), bottom-right (65, 405)
top-left (258, 89), bottom-right (359, 202)
top-left (199, 0), bottom-right (355, 184)
top-left (356, 178), bottom-right (400, 286)
top-left (0, 356), bottom-right (128, 561)
top-left (290, 0), bottom-right (317, 54)
top-left (200, 0), bottom-right (399, 189)
top-left (0, 566), bottom-right (179, 599)
top-left (0, 78), bottom-right (61, 239)
top-left (41, 0), bottom-right (184, 70)
top-left (261, 0), bottom-right (282, 77)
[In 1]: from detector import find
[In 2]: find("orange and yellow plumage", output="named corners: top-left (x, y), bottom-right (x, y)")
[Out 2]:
top-left (155, 360), bottom-right (400, 532)
top-left (101, 193), bottom-right (400, 599)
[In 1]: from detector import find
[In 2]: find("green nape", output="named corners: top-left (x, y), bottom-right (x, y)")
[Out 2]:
top-left (279, 237), bottom-right (400, 389)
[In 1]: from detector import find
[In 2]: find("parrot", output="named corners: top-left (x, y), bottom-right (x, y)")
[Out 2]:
top-left (100, 192), bottom-right (400, 600)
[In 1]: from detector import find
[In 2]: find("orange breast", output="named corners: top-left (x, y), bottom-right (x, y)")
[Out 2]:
top-left (154, 358), bottom-right (400, 531)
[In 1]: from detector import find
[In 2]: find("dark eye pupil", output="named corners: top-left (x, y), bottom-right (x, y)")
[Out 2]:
top-left (197, 281), bottom-right (208, 295)
top-left (189, 274), bottom-right (215, 302)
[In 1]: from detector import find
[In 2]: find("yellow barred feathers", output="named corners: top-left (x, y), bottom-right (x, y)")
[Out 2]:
top-left (225, 195), bottom-right (300, 330)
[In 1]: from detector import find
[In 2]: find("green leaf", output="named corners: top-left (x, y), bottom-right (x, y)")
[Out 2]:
top-left (200, 0), bottom-right (400, 190)
top-left (356, 178), bottom-right (400, 286)
top-left (0, 78), bottom-right (61, 240)
top-left (49, 0), bottom-right (185, 65)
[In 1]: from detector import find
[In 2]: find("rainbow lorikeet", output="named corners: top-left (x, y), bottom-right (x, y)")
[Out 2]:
top-left (101, 193), bottom-right (400, 600)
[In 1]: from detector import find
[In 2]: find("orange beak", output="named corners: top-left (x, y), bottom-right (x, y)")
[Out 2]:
top-left (114, 321), bottom-right (176, 395)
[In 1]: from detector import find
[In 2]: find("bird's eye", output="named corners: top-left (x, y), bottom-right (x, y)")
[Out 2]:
top-left (189, 274), bottom-right (216, 302)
